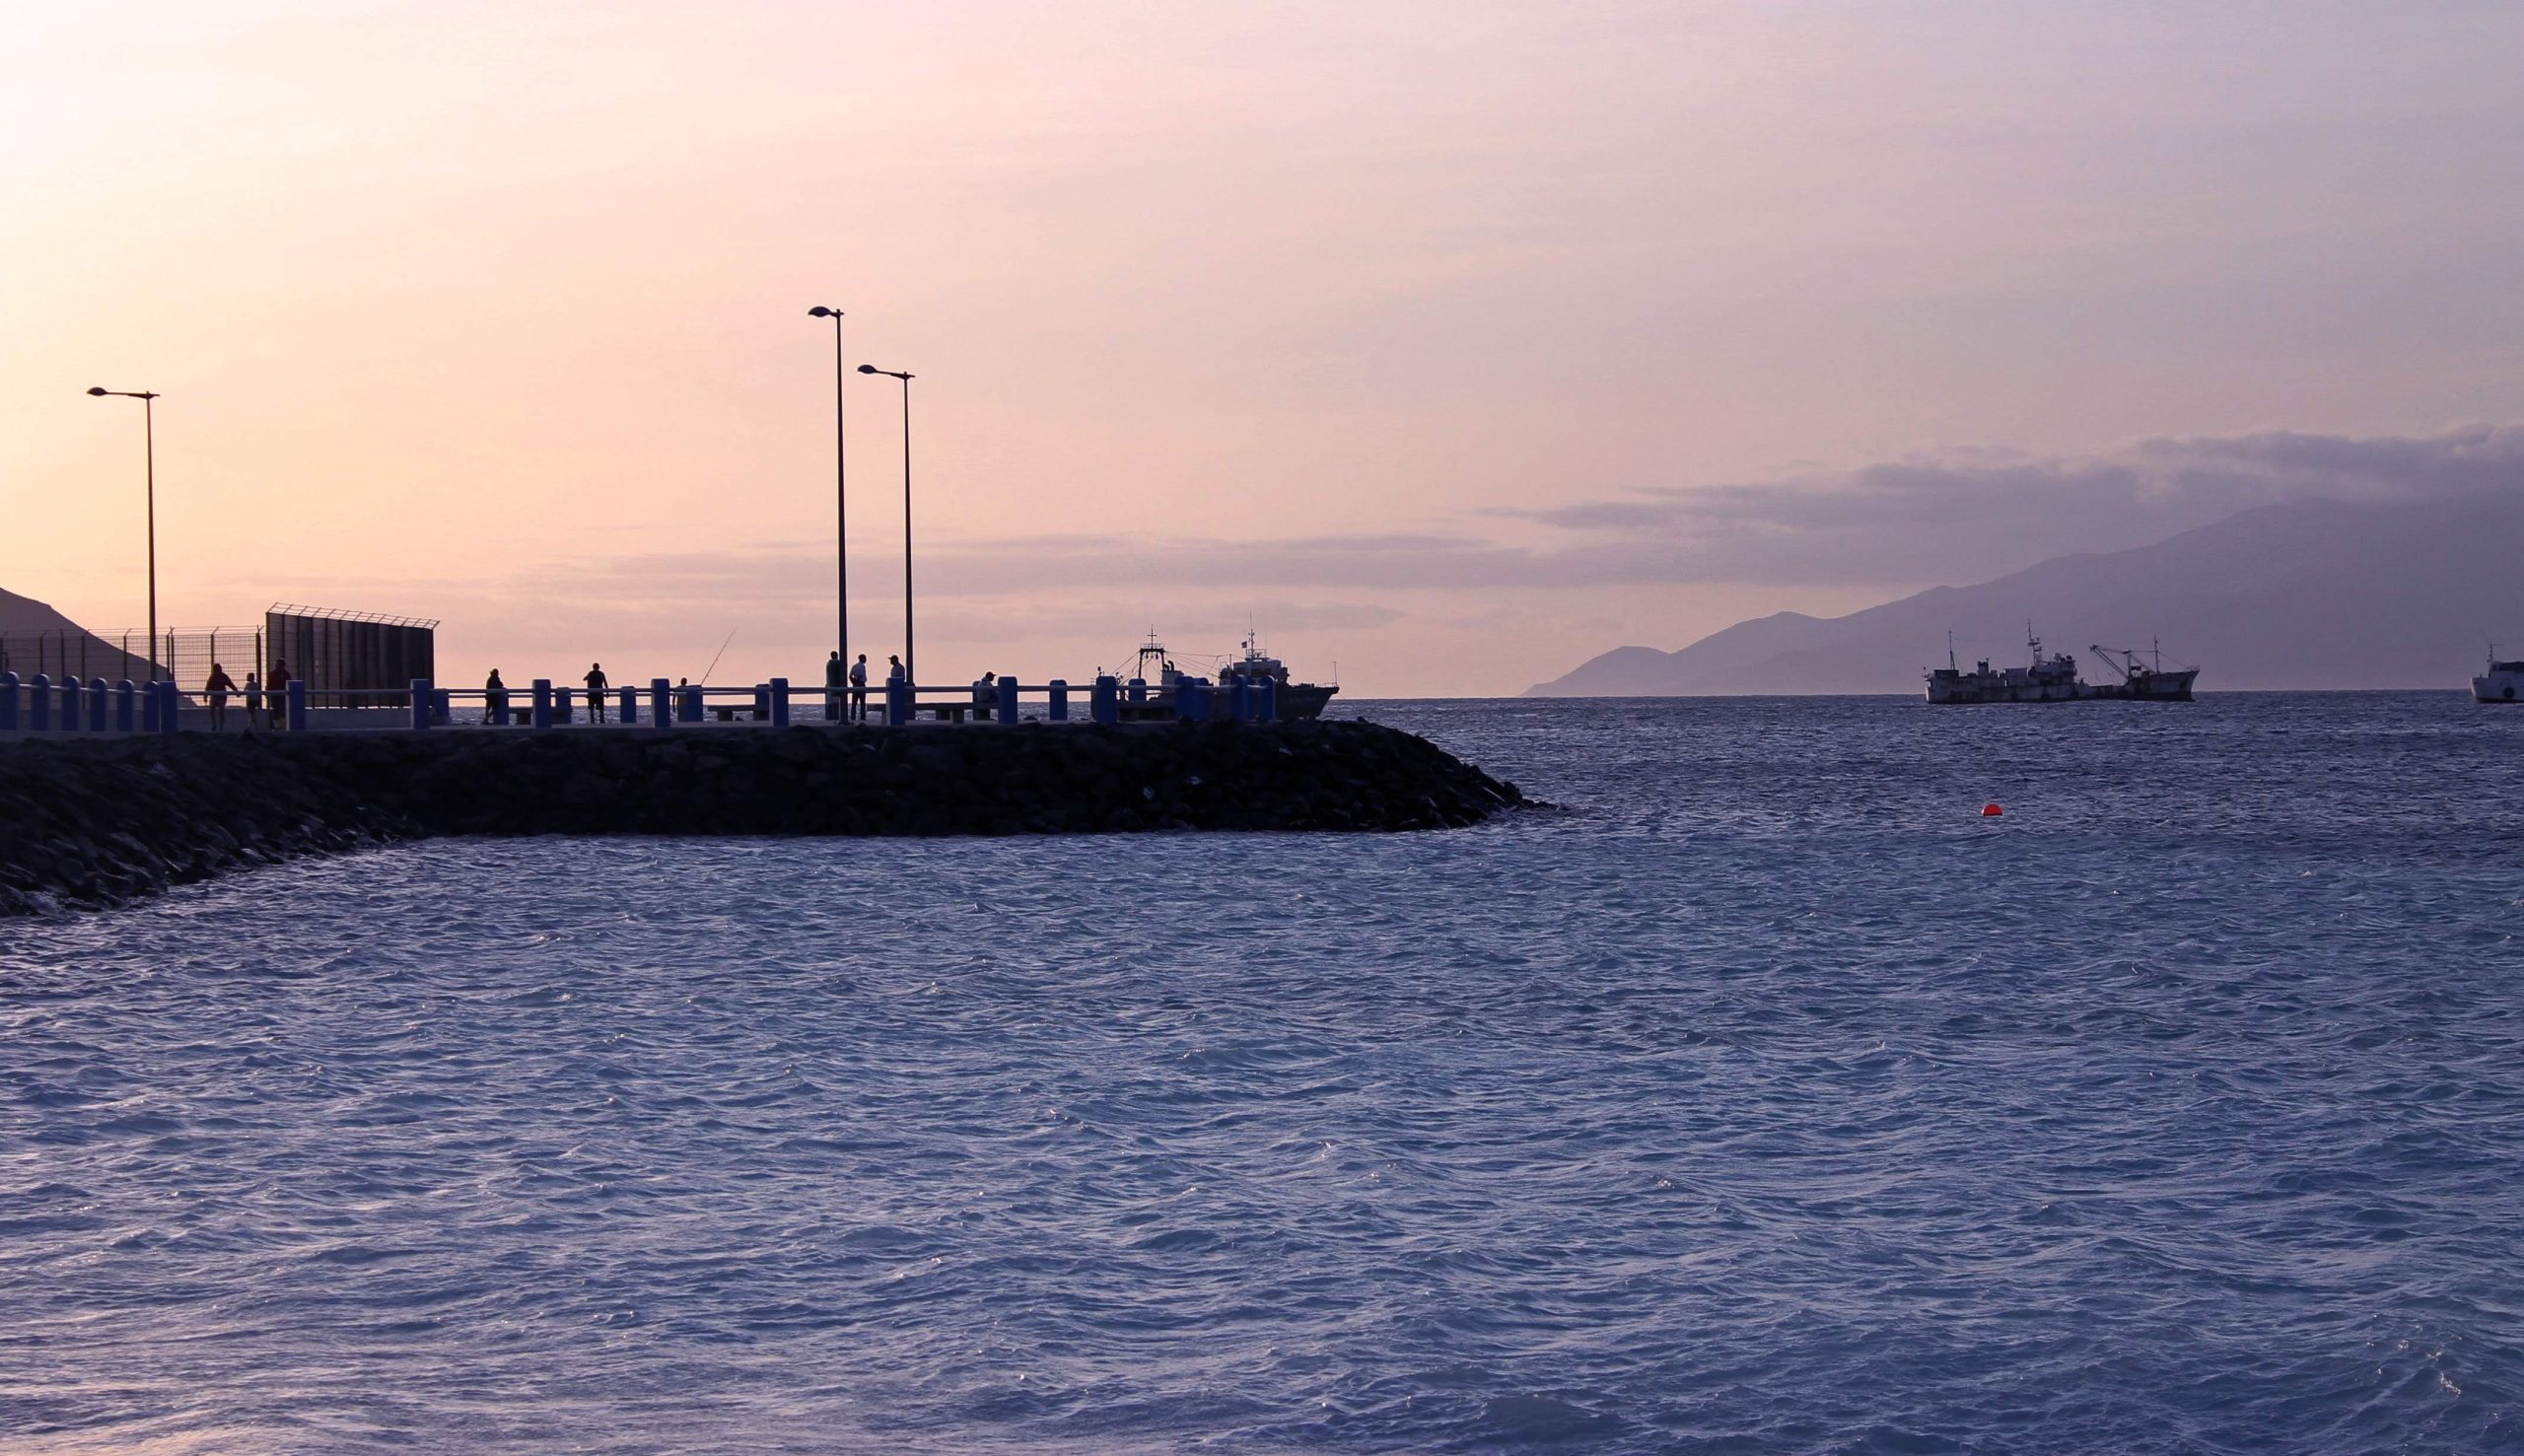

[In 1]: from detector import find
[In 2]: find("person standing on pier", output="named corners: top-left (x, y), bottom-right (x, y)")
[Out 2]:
top-left (243, 670), bottom-right (262, 732)
top-left (849, 653), bottom-right (869, 722)
top-left (266, 660), bottom-right (293, 728)
top-left (485, 668), bottom-right (509, 726)
top-left (584, 662), bottom-right (608, 724)
top-left (203, 662), bottom-right (239, 731)
top-left (824, 650), bottom-right (845, 722)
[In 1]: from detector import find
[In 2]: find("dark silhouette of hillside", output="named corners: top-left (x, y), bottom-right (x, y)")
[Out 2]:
top-left (0, 588), bottom-right (157, 683)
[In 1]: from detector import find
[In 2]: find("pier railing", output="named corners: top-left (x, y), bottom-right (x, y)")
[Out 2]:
top-left (0, 670), bottom-right (1285, 736)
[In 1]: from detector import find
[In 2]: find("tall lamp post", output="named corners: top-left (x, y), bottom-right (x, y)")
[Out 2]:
top-left (87, 386), bottom-right (161, 683)
top-left (806, 307), bottom-right (847, 670)
top-left (858, 364), bottom-right (915, 684)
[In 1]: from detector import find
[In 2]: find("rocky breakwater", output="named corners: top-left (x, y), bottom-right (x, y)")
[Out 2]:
top-left (0, 721), bottom-right (1527, 915)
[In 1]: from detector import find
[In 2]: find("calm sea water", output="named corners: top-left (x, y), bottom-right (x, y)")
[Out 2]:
top-left (4, 694), bottom-right (2521, 1453)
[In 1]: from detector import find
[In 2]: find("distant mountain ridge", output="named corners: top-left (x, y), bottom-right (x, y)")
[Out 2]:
top-left (1527, 492), bottom-right (2524, 695)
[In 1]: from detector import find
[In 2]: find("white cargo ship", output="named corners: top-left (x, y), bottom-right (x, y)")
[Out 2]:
top-left (2473, 653), bottom-right (2524, 703)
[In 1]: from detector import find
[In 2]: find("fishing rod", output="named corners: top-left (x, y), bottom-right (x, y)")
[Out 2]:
top-left (695, 629), bottom-right (736, 686)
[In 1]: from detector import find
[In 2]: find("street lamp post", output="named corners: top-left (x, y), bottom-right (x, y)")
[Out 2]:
top-left (807, 307), bottom-right (847, 671)
top-left (87, 386), bottom-right (161, 683)
top-left (858, 364), bottom-right (915, 685)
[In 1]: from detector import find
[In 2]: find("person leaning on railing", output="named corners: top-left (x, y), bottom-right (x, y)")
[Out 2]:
top-left (485, 668), bottom-right (509, 726)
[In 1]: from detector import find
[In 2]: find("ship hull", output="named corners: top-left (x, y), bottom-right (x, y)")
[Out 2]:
top-left (1928, 670), bottom-right (2198, 705)
top-left (1275, 684), bottom-right (1339, 720)
top-left (2475, 672), bottom-right (2524, 703)
top-left (1120, 684), bottom-right (1339, 721)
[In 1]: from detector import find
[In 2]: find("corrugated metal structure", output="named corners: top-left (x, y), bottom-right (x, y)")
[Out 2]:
top-left (265, 604), bottom-right (438, 707)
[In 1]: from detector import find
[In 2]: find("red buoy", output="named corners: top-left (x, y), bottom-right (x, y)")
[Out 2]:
top-left (1981, 802), bottom-right (2004, 817)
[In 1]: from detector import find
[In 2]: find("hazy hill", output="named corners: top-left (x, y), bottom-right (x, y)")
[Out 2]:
top-left (0, 588), bottom-right (157, 684)
top-left (1528, 493), bottom-right (2524, 695)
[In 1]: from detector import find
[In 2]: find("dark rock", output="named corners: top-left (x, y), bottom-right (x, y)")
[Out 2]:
top-left (0, 720), bottom-right (1526, 915)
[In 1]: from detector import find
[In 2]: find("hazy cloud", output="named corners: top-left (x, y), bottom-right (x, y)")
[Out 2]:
top-left (443, 425), bottom-right (2524, 616)
top-left (1519, 425), bottom-right (2524, 584)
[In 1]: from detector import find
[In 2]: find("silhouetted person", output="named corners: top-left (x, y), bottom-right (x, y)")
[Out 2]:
top-left (825, 650), bottom-right (845, 722)
top-left (849, 653), bottom-right (869, 722)
top-left (243, 671), bottom-right (263, 732)
top-left (485, 667), bottom-right (509, 726)
top-left (971, 671), bottom-right (996, 721)
top-left (584, 662), bottom-right (608, 723)
top-left (267, 659), bottom-right (293, 728)
top-left (203, 662), bottom-right (238, 730)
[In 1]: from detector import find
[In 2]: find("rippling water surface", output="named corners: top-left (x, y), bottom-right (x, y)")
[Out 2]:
top-left (5, 694), bottom-right (2523, 1453)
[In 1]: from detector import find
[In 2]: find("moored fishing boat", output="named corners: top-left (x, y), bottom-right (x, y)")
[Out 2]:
top-left (1108, 630), bottom-right (1339, 721)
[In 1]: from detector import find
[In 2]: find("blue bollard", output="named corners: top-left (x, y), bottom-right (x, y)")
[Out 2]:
top-left (1091, 674), bottom-right (1118, 725)
top-left (140, 678), bottom-right (158, 732)
top-left (1174, 677), bottom-right (1207, 723)
top-left (59, 675), bottom-right (80, 731)
top-left (619, 684), bottom-right (638, 726)
top-left (554, 681), bottom-right (573, 725)
top-left (1128, 675), bottom-right (1147, 707)
top-left (114, 680), bottom-right (135, 732)
top-left (1227, 673), bottom-right (1250, 723)
top-left (752, 684), bottom-right (771, 723)
top-left (1255, 676), bottom-right (1277, 723)
top-left (531, 679), bottom-right (553, 729)
top-left (159, 680), bottom-right (182, 734)
top-left (887, 679), bottom-right (909, 727)
top-left (28, 675), bottom-right (49, 732)
top-left (651, 678), bottom-right (672, 728)
top-left (89, 678), bottom-right (108, 730)
top-left (996, 675), bottom-right (1017, 725)
top-left (679, 685), bottom-right (702, 723)
top-left (1048, 678), bottom-right (1069, 722)
top-left (435, 688), bottom-right (453, 725)
top-left (770, 677), bottom-right (792, 728)
top-left (0, 671), bottom-right (17, 732)
top-left (287, 678), bottom-right (309, 732)
top-left (410, 678), bottom-right (434, 730)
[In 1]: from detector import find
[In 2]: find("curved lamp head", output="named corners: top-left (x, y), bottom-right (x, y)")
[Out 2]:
top-left (856, 364), bottom-right (877, 375)
top-left (86, 386), bottom-right (108, 396)
top-left (807, 306), bottom-right (839, 318)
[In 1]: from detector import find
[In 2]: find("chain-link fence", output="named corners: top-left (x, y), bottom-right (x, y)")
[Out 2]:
top-left (0, 627), bottom-right (268, 695)
top-left (3, 610), bottom-right (434, 707)
top-left (0, 629), bottom-right (162, 685)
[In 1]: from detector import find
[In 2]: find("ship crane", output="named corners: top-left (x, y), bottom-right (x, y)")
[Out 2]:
top-left (2089, 638), bottom-right (2180, 682)
top-left (2088, 645), bottom-right (2143, 682)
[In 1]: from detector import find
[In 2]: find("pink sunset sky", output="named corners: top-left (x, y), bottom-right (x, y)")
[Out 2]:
top-left (7, 2), bottom-right (2520, 695)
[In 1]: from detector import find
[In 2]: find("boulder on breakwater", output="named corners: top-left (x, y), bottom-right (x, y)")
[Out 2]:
top-left (0, 720), bottom-right (1527, 916)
